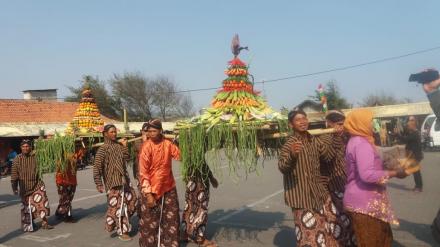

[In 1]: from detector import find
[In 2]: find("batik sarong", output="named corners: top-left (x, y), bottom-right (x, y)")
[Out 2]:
top-left (139, 188), bottom-right (180, 247)
top-left (293, 196), bottom-right (338, 247)
top-left (20, 185), bottom-right (50, 232)
top-left (56, 184), bottom-right (76, 218)
top-left (328, 190), bottom-right (357, 246)
top-left (349, 212), bottom-right (392, 247)
top-left (182, 178), bottom-right (210, 244)
top-left (105, 186), bottom-right (137, 235)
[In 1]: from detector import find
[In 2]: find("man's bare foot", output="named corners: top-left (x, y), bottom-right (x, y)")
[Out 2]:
top-left (200, 239), bottom-right (218, 247)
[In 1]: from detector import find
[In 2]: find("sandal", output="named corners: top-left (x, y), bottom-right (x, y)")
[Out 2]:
top-left (118, 234), bottom-right (132, 241)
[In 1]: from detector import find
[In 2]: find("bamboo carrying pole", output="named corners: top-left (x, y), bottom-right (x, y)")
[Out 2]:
top-left (91, 134), bottom-right (176, 148)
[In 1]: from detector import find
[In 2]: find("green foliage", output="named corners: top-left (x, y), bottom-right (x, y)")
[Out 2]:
top-left (312, 80), bottom-right (351, 110)
top-left (35, 134), bottom-right (76, 178)
top-left (178, 120), bottom-right (289, 181)
top-left (65, 75), bottom-right (119, 119)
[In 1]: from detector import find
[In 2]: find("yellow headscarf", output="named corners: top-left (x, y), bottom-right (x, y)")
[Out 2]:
top-left (344, 109), bottom-right (375, 145)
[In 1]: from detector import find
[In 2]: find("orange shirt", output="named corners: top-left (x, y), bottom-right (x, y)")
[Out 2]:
top-left (139, 138), bottom-right (180, 200)
top-left (55, 163), bottom-right (77, 185)
top-left (55, 150), bottom-right (80, 186)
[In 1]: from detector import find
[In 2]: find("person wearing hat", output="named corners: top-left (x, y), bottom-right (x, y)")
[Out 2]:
top-left (138, 119), bottom-right (181, 247)
top-left (321, 110), bottom-right (356, 246)
top-left (11, 139), bottom-right (53, 232)
top-left (93, 124), bottom-right (137, 241)
top-left (133, 122), bottom-right (150, 183)
top-left (421, 69), bottom-right (440, 118)
top-left (278, 109), bottom-right (344, 246)
top-left (132, 122), bottom-right (150, 217)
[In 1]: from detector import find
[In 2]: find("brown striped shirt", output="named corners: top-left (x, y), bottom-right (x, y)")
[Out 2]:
top-left (93, 139), bottom-right (130, 191)
top-left (319, 134), bottom-right (347, 193)
top-left (278, 132), bottom-right (343, 211)
top-left (133, 139), bottom-right (144, 180)
top-left (11, 153), bottom-right (45, 196)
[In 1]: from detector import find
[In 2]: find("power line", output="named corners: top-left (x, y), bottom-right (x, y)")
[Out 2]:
top-left (171, 44), bottom-right (440, 93)
top-left (5, 45), bottom-right (440, 99)
top-left (255, 45), bottom-right (440, 84)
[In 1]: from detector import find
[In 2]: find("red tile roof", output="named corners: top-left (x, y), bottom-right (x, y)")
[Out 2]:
top-left (0, 99), bottom-right (116, 123)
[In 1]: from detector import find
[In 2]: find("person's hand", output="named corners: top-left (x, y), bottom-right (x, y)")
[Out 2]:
top-left (333, 124), bottom-right (344, 136)
top-left (120, 138), bottom-right (128, 147)
top-left (141, 134), bottom-right (148, 142)
top-left (96, 185), bottom-right (104, 193)
top-left (389, 168), bottom-right (408, 179)
top-left (146, 193), bottom-right (156, 208)
top-left (291, 141), bottom-right (303, 156)
top-left (13, 190), bottom-right (18, 195)
top-left (423, 77), bottom-right (440, 94)
top-left (210, 177), bottom-right (219, 189)
top-left (395, 168), bottom-right (408, 179)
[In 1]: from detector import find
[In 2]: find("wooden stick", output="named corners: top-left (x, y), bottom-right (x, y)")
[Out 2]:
top-left (91, 134), bottom-right (176, 148)
top-left (262, 128), bottom-right (336, 139)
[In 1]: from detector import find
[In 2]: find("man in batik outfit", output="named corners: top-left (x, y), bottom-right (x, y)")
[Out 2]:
top-left (94, 124), bottom-right (137, 241)
top-left (320, 110), bottom-right (356, 246)
top-left (138, 119), bottom-right (180, 247)
top-left (133, 122), bottom-right (149, 216)
top-left (181, 162), bottom-right (219, 247)
top-left (11, 139), bottom-right (53, 232)
top-left (278, 109), bottom-right (344, 247)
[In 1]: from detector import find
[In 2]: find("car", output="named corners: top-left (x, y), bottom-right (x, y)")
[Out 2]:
top-left (421, 114), bottom-right (440, 149)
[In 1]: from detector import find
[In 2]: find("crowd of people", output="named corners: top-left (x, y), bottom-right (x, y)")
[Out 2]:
top-left (8, 71), bottom-right (440, 247)
top-left (9, 119), bottom-right (219, 247)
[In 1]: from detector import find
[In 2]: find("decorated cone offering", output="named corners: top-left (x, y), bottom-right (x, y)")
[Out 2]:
top-left (175, 35), bottom-right (288, 181)
top-left (65, 85), bottom-right (105, 135)
top-left (36, 83), bottom-right (105, 177)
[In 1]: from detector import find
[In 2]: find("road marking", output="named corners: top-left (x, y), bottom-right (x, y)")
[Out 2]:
top-left (213, 189), bottom-right (284, 223)
top-left (175, 165), bottom-right (229, 180)
top-left (20, 233), bottom-right (71, 242)
top-left (0, 199), bottom-right (20, 204)
top-left (77, 188), bottom-right (98, 192)
top-left (49, 193), bottom-right (105, 207)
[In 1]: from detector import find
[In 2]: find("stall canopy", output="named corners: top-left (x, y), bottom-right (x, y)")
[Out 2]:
top-left (0, 122), bottom-right (176, 137)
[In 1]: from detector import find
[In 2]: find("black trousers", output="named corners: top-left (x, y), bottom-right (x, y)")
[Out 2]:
top-left (413, 170), bottom-right (423, 189)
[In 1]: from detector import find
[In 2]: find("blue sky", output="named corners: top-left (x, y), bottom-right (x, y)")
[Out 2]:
top-left (1, 1), bottom-right (439, 112)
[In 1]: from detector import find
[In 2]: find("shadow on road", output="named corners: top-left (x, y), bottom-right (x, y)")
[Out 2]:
top-left (206, 208), bottom-right (287, 245)
top-left (273, 225), bottom-right (296, 247)
top-left (0, 202), bottom-right (108, 244)
top-left (387, 182), bottom-right (411, 191)
top-left (397, 218), bottom-right (436, 246)
top-left (0, 193), bottom-right (21, 208)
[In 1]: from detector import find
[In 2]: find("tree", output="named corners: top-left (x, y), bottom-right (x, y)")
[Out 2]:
top-left (65, 75), bottom-right (118, 119)
top-left (361, 91), bottom-right (401, 107)
top-left (311, 80), bottom-right (351, 110)
top-left (151, 76), bottom-right (195, 120)
top-left (175, 94), bottom-right (195, 118)
top-left (110, 72), bottom-right (155, 121)
top-left (280, 106), bottom-right (289, 115)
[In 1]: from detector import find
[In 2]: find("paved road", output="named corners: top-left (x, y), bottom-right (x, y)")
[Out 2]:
top-left (1, 152), bottom-right (439, 247)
